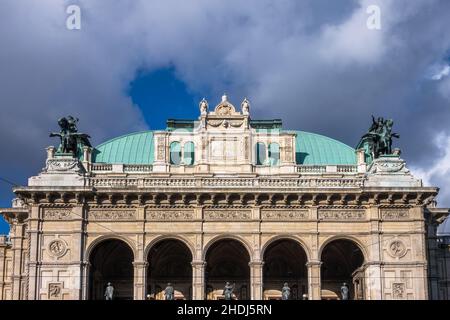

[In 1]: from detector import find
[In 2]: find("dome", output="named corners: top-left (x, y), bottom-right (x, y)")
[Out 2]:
top-left (92, 130), bottom-right (356, 165)
top-left (293, 131), bottom-right (356, 165)
top-left (93, 131), bottom-right (154, 164)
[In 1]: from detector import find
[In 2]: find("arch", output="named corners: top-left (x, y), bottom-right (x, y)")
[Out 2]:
top-left (268, 142), bottom-right (280, 166)
top-left (260, 235), bottom-right (311, 262)
top-left (183, 141), bottom-right (195, 165)
top-left (88, 238), bottom-right (135, 300)
top-left (170, 141), bottom-right (182, 165)
top-left (147, 238), bottom-right (193, 300)
top-left (319, 237), bottom-right (366, 300)
top-left (318, 235), bottom-right (367, 261)
top-left (256, 142), bottom-right (266, 165)
top-left (204, 236), bottom-right (252, 300)
top-left (144, 235), bottom-right (195, 259)
top-left (203, 234), bottom-right (253, 261)
top-left (85, 235), bottom-right (136, 261)
top-left (262, 238), bottom-right (308, 300)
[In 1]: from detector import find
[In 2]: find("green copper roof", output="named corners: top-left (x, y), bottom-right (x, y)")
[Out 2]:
top-left (293, 131), bottom-right (356, 165)
top-left (92, 129), bottom-right (356, 165)
top-left (93, 131), bottom-right (154, 164)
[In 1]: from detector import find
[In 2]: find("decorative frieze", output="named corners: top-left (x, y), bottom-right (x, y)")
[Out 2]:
top-left (204, 209), bottom-right (251, 220)
top-left (89, 209), bottom-right (136, 220)
top-left (381, 209), bottom-right (410, 220)
top-left (262, 209), bottom-right (308, 220)
top-left (319, 209), bottom-right (366, 220)
top-left (147, 209), bottom-right (194, 221)
top-left (43, 208), bottom-right (72, 220)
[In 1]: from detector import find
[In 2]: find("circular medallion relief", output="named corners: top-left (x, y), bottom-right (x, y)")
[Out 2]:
top-left (388, 240), bottom-right (407, 258)
top-left (48, 239), bottom-right (67, 257)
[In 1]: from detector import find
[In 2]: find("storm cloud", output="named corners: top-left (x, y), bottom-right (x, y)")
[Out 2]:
top-left (1, 0), bottom-right (450, 209)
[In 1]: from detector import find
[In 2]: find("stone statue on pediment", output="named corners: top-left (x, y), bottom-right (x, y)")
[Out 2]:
top-left (241, 98), bottom-right (250, 115)
top-left (199, 98), bottom-right (209, 115)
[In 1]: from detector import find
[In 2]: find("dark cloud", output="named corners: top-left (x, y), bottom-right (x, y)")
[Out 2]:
top-left (0, 0), bottom-right (450, 210)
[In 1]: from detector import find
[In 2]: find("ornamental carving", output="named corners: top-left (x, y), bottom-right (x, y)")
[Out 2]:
top-left (90, 210), bottom-right (136, 220)
top-left (43, 208), bottom-right (71, 220)
top-left (48, 283), bottom-right (63, 300)
top-left (381, 209), bottom-right (409, 219)
top-left (285, 138), bottom-right (292, 162)
top-left (45, 158), bottom-right (83, 173)
top-left (48, 239), bottom-right (67, 258)
top-left (205, 210), bottom-right (251, 220)
top-left (147, 210), bottom-right (193, 220)
top-left (319, 209), bottom-right (365, 220)
top-left (392, 283), bottom-right (405, 299)
top-left (262, 210), bottom-right (308, 220)
top-left (387, 240), bottom-right (407, 258)
top-left (157, 137), bottom-right (165, 160)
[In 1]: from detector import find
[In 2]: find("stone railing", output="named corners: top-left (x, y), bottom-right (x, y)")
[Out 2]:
top-left (297, 165), bottom-right (326, 173)
top-left (89, 177), bottom-right (364, 189)
top-left (91, 163), bottom-right (113, 172)
top-left (124, 164), bottom-right (153, 173)
top-left (297, 165), bottom-right (358, 174)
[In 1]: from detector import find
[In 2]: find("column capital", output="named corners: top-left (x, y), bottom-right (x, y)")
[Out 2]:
top-left (191, 260), bottom-right (206, 267)
top-left (248, 260), bottom-right (264, 267)
top-left (306, 260), bottom-right (322, 267)
top-left (132, 261), bottom-right (149, 267)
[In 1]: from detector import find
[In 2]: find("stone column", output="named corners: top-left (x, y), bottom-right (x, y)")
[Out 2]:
top-left (191, 260), bottom-right (206, 300)
top-left (133, 261), bottom-right (148, 300)
top-left (27, 205), bottom-right (40, 300)
top-left (81, 262), bottom-right (90, 300)
top-left (306, 261), bottom-right (322, 300)
top-left (249, 261), bottom-right (264, 300)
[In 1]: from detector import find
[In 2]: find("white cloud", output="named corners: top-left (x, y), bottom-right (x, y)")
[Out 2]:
top-left (411, 133), bottom-right (450, 207)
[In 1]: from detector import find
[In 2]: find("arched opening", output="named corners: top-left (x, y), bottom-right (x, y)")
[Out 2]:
top-left (268, 143), bottom-right (280, 166)
top-left (170, 141), bottom-right (181, 165)
top-left (147, 239), bottom-right (193, 300)
top-left (256, 142), bottom-right (266, 165)
top-left (320, 239), bottom-right (365, 300)
top-left (88, 239), bottom-right (134, 300)
top-left (205, 239), bottom-right (250, 300)
top-left (183, 141), bottom-right (195, 165)
top-left (263, 239), bottom-right (308, 300)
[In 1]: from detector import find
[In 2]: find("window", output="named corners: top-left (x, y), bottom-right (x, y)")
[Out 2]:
top-left (268, 143), bottom-right (280, 166)
top-left (184, 141), bottom-right (195, 165)
top-left (256, 142), bottom-right (266, 165)
top-left (170, 141), bottom-right (181, 165)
